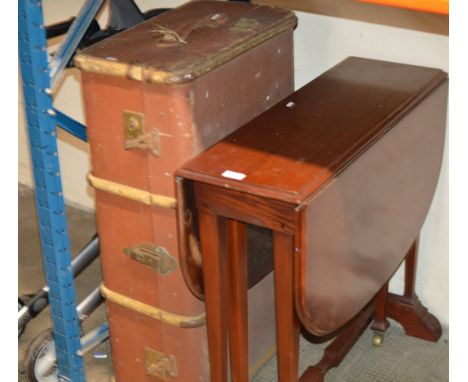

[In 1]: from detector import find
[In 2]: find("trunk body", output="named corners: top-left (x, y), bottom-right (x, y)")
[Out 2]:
top-left (77, 2), bottom-right (296, 380)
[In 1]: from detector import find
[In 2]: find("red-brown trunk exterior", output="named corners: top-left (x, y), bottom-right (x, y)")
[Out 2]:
top-left (78, 2), bottom-right (296, 380)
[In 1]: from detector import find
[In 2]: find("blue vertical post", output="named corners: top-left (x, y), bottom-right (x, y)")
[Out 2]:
top-left (18, 0), bottom-right (85, 380)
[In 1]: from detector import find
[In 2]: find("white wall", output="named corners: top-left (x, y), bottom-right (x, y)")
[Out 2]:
top-left (18, 1), bottom-right (448, 324)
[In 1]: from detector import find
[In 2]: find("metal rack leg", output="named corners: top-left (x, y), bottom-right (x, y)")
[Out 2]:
top-left (18, 0), bottom-right (85, 380)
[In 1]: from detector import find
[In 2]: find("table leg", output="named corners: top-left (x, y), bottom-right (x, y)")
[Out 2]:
top-left (371, 282), bottom-right (390, 346)
top-left (388, 236), bottom-right (441, 341)
top-left (372, 282), bottom-right (390, 331)
top-left (198, 209), bottom-right (228, 382)
top-left (227, 219), bottom-right (249, 382)
top-left (273, 232), bottom-right (300, 382)
top-left (404, 238), bottom-right (418, 298)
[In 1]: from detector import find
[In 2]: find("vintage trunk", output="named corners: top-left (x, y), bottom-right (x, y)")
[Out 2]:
top-left (75, 1), bottom-right (296, 381)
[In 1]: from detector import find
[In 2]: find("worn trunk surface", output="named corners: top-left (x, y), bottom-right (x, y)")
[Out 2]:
top-left (77, 1), bottom-right (296, 380)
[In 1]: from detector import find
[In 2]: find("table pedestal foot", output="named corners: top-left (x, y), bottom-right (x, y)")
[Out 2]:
top-left (388, 293), bottom-right (441, 342)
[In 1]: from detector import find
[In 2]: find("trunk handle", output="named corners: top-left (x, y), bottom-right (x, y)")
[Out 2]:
top-left (151, 13), bottom-right (228, 45)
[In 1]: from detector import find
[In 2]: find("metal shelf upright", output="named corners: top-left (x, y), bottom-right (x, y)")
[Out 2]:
top-left (18, 0), bottom-right (104, 380)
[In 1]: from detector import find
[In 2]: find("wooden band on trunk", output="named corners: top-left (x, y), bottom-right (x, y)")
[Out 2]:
top-left (87, 173), bottom-right (203, 265)
top-left (100, 283), bottom-right (206, 328)
top-left (87, 172), bottom-right (177, 209)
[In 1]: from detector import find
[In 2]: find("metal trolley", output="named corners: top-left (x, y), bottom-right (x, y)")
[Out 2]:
top-left (18, 1), bottom-right (172, 380)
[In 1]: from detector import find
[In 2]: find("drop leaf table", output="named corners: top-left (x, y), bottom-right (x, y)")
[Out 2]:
top-left (176, 57), bottom-right (448, 381)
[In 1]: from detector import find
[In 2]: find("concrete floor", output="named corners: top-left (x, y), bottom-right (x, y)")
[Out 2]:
top-left (18, 184), bottom-right (449, 381)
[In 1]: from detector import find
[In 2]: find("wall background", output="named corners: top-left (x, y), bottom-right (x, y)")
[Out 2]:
top-left (18, 0), bottom-right (448, 325)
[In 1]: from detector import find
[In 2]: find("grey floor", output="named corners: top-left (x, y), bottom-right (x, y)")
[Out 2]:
top-left (18, 184), bottom-right (449, 382)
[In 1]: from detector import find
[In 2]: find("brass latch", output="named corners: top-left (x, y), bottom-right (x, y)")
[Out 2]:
top-left (123, 110), bottom-right (160, 156)
top-left (145, 347), bottom-right (177, 380)
top-left (124, 243), bottom-right (178, 275)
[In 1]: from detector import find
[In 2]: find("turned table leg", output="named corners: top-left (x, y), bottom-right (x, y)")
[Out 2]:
top-left (273, 232), bottom-right (300, 382)
top-left (198, 209), bottom-right (229, 382)
top-left (227, 219), bottom-right (249, 382)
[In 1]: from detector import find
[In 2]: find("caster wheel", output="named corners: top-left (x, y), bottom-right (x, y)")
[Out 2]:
top-left (372, 332), bottom-right (384, 347)
top-left (22, 328), bottom-right (58, 382)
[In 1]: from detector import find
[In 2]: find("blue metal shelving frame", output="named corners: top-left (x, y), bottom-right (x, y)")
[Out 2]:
top-left (19, 0), bottom-right (103, 380)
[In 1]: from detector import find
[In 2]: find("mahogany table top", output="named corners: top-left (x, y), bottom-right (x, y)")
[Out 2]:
top-left (177, 57), bottom-right (446, 205)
